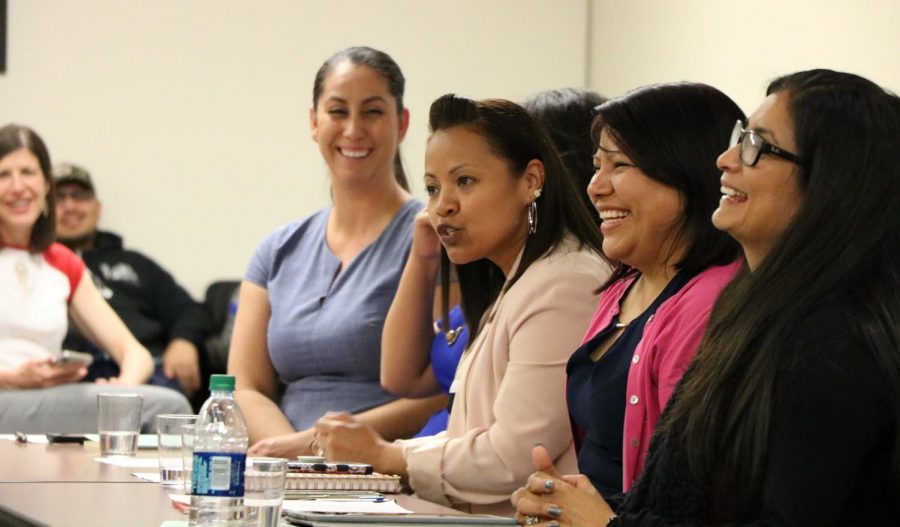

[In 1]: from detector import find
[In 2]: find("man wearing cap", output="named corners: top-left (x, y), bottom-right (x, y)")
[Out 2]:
top-left (53, 163), bottom-right (209, 398)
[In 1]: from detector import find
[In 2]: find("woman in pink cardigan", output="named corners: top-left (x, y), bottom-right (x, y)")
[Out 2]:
top-left (565, 83), bottom-right (744, 503)
top-left (312, 94), bottom-right (610, 514)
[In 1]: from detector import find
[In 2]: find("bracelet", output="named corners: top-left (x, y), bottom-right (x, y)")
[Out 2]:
top-left (605, 514), bottom-right (618, 526)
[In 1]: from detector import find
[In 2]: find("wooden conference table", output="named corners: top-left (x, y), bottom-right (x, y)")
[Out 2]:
top-left (0, 439), bottom-right (459, 527)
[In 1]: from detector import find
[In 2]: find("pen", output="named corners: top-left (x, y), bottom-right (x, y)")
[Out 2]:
top-left (312, 497), bottom-right (386, 502)
top-left (14, 431), bottom-right (27, 444)
top-left (285, 492), bottom-right (386, 502)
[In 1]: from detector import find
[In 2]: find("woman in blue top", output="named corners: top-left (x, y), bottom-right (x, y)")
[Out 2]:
top-left (230, 47), bottom-right (445, 458)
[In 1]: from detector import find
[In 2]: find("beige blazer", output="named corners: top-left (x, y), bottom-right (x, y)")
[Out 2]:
top-left (401, 237), bottom-right (609, 514)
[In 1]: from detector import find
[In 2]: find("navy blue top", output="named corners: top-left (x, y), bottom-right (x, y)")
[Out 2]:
top-left (567, 271), bottom-right (692, 497)
top-left (246, 199), bottom-right (421, 430)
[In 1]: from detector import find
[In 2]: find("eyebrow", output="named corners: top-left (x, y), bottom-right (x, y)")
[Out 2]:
top-left (596, 144), bottom-right (622, 155)
top-left (324, 95), bottom-right (387, 105)
top-left (424, 163), bottom-right (475, 179)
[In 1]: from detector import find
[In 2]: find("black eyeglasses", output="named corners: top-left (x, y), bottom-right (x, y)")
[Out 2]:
top-left (730, 120), bottom-right (800, 167)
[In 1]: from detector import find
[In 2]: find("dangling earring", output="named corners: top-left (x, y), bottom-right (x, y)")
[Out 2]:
top-left (527, 188), bottom-right (542, 235)
top-left (42, 199), bottom-right (49, 217)
top-left (527, 201), bottom-right (538, 234)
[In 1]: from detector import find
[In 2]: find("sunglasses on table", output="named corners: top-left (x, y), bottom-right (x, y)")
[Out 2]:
top-left (729, 120), bottom-right (801, 167)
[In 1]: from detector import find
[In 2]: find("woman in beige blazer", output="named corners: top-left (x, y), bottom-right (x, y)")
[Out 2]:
top-left (314, 94), bottom-right (611, 514)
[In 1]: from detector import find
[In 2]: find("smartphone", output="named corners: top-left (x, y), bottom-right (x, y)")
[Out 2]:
top-left (55, 350), bottom-right (95, 366)
top-left (287, 460), bottom-right (374, 475)
top-left (46, 433), bottom-right (88, 445)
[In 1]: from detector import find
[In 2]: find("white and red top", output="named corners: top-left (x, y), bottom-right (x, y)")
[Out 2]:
top-left (0, 243), bottom-right (85, 369)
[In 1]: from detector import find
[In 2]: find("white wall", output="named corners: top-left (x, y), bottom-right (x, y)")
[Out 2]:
top-left (0, 0), bottom-right (589, 297)
top-left (589, 0), bottom-right (900, 113)
top-left (3, 1), bottom-right (898, 297)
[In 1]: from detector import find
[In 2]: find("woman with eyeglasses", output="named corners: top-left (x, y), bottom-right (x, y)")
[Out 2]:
top-left (513, 69), bottom-right (900, 525)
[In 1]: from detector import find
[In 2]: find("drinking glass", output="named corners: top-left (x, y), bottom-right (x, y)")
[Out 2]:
top-left (156, 414), bottom-right (197, 487)
top-left (96, 393), bottom-right (143, 457)
top-left (244, 457), bottom-right (288, 527)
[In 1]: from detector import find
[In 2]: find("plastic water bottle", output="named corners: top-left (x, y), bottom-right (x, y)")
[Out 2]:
top-left (190, 374), bottom-right (249, 526)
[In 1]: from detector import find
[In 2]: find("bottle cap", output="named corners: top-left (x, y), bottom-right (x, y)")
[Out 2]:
top-left (209, 374), bottom-right (236, 391)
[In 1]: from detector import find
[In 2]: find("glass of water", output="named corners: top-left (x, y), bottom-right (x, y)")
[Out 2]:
top-left (156, 414), bottom-right (197, 487)
top-left (96, 393), bottom-right (143, 457)
top-left (244, 457), bottom-right (288, 527)
top-left (181, 423), bottom-right (197, 494)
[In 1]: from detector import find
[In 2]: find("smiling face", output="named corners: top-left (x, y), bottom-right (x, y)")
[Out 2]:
top-left (713, 92), bottom-right (804, 270)
top-left (310, 61), bottom-right (409, 188)
top-left (424, 126), bottom-right (541, 276)
top-left (587, 129), bottom-right (685, 273)
top-left (55, 182), bottom-right (101, 243)
top-left (0, 148), bottom-right (50, 246)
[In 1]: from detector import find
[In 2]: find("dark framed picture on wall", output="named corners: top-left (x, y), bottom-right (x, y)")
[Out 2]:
top-left (0, 0), bottom-right (6, 73)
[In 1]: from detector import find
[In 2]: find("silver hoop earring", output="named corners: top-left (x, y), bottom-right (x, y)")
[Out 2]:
top-left (527, 200), bottom-right (538, 235)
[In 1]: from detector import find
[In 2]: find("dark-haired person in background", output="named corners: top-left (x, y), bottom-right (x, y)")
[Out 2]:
top-left (523, 88), bottom-right (606, 224)
top-left (313, 94), bottom-right (609, 514)
top-left (54, 163), bottom-right (209, 398)
top-left (514, 69), bottom-right (900, 526)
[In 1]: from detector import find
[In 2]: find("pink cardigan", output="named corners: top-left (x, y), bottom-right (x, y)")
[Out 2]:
top-left (578, 260), bottom-right (741, 492)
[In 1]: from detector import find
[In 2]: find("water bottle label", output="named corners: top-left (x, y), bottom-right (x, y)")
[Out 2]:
top-left (191, 451), bottom-right (246, 497)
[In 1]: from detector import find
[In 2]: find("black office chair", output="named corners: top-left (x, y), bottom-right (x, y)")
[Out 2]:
top-left (202, 280), bottom-right (241, 375)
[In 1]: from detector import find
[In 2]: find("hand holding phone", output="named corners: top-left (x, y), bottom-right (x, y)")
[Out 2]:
top-left (55, 350), bottom-right (95, 367)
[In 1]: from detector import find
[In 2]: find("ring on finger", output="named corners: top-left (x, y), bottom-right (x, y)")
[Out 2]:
top-left (524, 515), bottom-right (540, 525)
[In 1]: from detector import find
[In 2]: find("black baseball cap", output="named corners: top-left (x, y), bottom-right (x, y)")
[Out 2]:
top-left (52, 163), bottom-right (95, 193)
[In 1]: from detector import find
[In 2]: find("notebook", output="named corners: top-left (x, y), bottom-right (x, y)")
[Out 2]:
top-left (285, 472), bottom-right (403, 493)
top-left (284, 511), bottom-right (518, 526)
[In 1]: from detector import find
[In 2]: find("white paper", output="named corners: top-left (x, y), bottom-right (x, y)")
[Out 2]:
top-left (95, 456), bottom-right (159, 468)
top-left (281, 499), bottom-right (412, 514)
top-left (169, 494), bottom-right (410, 515)
top-left (169, 494), bottom-right (191, 505)
top-left (0, 434), bottom-right (50, 444)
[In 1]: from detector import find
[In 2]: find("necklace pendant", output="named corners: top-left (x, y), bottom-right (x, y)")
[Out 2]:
top-left (444, 326), bottom-right (463, 346)
top-left (15, 261), bottom-right (29, 289)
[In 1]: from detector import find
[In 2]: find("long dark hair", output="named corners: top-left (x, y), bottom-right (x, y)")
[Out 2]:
top-left (523, 88), bottom-right (607, 223)
top-left (666, 69), bottom-right (900, 508)
top-left (312, 46), bottom-right (409, 191)
top-left (591, 82), bottom-right (744, 290)
top-left (428, 94), bottom-right (604, 338)
top-left (0, 124), bottom-right (56, 252)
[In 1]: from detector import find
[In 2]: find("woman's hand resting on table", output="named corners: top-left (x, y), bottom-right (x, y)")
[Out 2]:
top-left (511, 445), bottom-right (616, 527)
top-left (313, 412), bottom-right (408, 478)
top-left (248, 428), bottom-right (316, 458)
